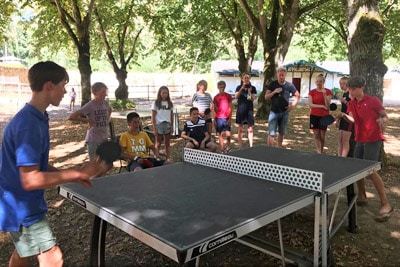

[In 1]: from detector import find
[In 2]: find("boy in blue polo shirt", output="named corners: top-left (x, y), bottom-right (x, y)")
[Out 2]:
top-left (0, 61), bottom-right (111, 267)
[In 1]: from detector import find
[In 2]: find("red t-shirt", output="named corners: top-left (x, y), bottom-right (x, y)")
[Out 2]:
top-left (309, 88), bottom-right (332, 117)
top-left (213, 93), bottom-right (233, 119)
top-left (347, 95), bottom-right (384, 142)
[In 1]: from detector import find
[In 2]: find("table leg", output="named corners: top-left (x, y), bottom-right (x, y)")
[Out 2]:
top-left (90, 215), bottom-right (107, 267)
top-left (346, 184), bottom-right (357, 233)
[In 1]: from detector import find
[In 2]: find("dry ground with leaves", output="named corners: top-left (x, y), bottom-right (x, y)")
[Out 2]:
top-left (0, 101), bottom-right (399, 267)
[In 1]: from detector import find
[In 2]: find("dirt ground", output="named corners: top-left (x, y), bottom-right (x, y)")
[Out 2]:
top-left (0, 101), bottom-right (399, 267)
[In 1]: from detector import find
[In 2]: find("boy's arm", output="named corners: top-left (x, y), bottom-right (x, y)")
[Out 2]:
top-left (149, 144), bottom-right (161, 159)
top-left (19, 160), bottom-right (111, 191)
top-left (377, 109), bottom-right (388, 131)
top-left (228, 102), bottom-right (233, 126)
top-left (68, 110), bottom-right (92, 125)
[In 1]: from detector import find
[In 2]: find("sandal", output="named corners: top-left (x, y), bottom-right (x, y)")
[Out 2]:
top-left (375, 207), bottom-right (393, 222)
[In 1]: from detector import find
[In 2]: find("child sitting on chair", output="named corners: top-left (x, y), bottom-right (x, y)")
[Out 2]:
top-left (181, 107), bottom-right (218, 152)
top-left (119, 112), bottom-right (165, 171)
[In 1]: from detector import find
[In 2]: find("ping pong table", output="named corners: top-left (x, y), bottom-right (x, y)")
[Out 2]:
top-left (59, 146), bottom-right (380, 266)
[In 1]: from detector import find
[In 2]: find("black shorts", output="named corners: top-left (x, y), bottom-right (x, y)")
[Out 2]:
top-left (309, 115), bottom-right (328, 131)
top-left (338, 118), bottom-right (353, 132)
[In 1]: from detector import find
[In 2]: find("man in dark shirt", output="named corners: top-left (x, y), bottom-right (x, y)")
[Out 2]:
top-left (265, 67), bottom-right (300, 147)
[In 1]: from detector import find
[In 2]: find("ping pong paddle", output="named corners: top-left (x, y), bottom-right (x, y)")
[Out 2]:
top-left (96, 141), bottom-right (122, 164)
top-left (320, 115), bottom-right (335, 126)
top-left (142, 159), bottom-right (154, 168)
top-left (329, 103), bottom-right (337, 111)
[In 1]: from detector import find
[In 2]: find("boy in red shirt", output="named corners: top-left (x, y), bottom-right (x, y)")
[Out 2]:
top-left (339, 76), bottom-right (392, 222)
top-left (213, 81), bottom-right (233, 153)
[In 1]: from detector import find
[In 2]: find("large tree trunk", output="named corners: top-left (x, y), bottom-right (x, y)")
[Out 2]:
top-left (54, 0), bottom-right (95, 106)
top-left (256, 0), bottom-right (300, 119)
top-left (346, 0), bottom-right (387, 101)
top-left (77, 43), bottom-right (92, 106)
top-left (344, 0), bottom-right (387, 164)
top-left (115, 69), bottom-right (129, 100)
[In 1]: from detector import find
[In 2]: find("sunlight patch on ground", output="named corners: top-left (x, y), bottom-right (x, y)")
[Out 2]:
top-left (51, 141), bottom-right (86, 156)
top-left (384, 134), bottom-right (400, 156)
top-left (389, 186), bottom-right (400, 196)
top-left (387, 112), bottom-right (400, 119)
top-left (52, 154), bottom-right (88, 169)
top-left (366, 192), bottom-right (376, 199)
top-left (390, 231), bottom-right (400, 239)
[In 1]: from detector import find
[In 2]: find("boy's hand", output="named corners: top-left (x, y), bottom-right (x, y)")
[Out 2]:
top-left (78, 157), bottom-right (112, 186)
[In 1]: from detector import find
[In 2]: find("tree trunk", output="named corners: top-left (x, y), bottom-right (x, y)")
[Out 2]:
top-left (255, 0), bottom-right (300, 119)
top-left (346, 0), bottom-right (387, 101)
top-left (77, 40), bottom-right (92, 106)
top-left (115, 69), bottom-right (129, 100)
top-left (344, 0), bottom-right (387, 164)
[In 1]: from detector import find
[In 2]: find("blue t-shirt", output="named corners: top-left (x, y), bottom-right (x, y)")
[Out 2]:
top-left (0, 104), bottom-right (49, 231)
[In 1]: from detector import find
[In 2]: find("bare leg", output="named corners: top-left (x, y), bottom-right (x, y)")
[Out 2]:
top-left (312, 129), bottom-right (323, 153)
top-left (164, 134), bottom-right (171, 160)
top-left (369, 172), bottom-right (391, 213)
top-left (247, 125), bottom-right (253, 147)
top-left (9, 250), bottom-right (29, 267)
top-left (225, 131), bottom-right (231, 151)
top-left (319, 130), bottom-right (326, 153)
top-left (206, 141), bottom-right (218, 152)
top-left (277, 134), bottom-right (284, 148)
top-left (267, 135), bottom-right (275, 147)
top-left (356, 178), bottom-right (367, 201)
top-left (237, 124), bottom-right (243, 149)
top-left (218, 132), bottom-right (224, 151)
top-left (155, 134), bottom-right (162, 153)
top-left (337, 130), bottom-right (343, 156)
top-left (340, 131), bottom-right (352, 157)
top-left (37, 246), bottom-right (63, 267)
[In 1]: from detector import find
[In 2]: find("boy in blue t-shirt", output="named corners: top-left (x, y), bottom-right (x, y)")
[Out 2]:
top-left (0, 61), bottom-right (111, 266)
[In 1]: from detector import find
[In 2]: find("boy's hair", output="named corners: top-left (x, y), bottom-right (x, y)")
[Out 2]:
top-left (217, 81), bottom-right (226, 87)
top-left (189, 107), bottom-right (199, 114)
top-left (347, 76), bottom-right (366, 88)
top-left (204, 108), bottom-right (211, 115)
top-left (28, 61), bottom-right (69, 92)
top-left (91, 82), bottom-right (107, 93)
top-left (127, 112), bottom-right (140, 122)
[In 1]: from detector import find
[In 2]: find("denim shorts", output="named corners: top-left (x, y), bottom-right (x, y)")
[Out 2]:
top-left (87, 141), bottom-right (103, 161)
top-left (268, 111), bottom-right (289, 136)
top-left (156, 121), bottom-right (171, 135)
top-left (10, 216), bottom-right (56, 257)
top-left (215, 118), bottom-right (231, 133)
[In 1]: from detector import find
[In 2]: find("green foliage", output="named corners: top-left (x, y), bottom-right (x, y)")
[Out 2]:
top-left (109, 99), bottom-right (136, 110)
top-left (0, 1), bottom-right (17, 43)
top-left (147, 0), bottom-right (238, 72)
top-left (331, 87), bottom-right (343, 99)
top-left (293, 0), bottom-right (400, 63)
